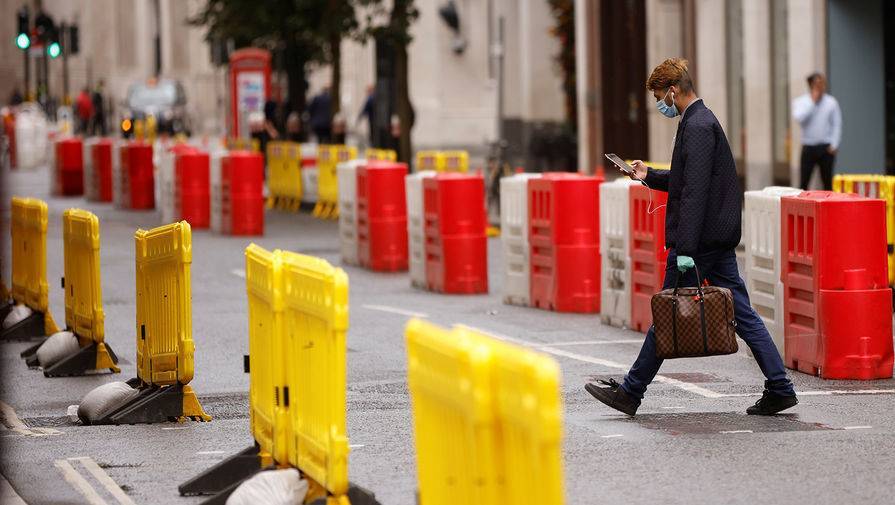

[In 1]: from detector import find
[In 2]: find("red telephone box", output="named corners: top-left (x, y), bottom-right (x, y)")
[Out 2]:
top-left (228, 48), bottom-right (271, 139)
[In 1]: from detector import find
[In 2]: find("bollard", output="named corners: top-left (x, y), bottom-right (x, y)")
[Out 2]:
top-left (599, 178), bottom-right (640, 328)
top-left (356, 161), bottom-right (409, 272)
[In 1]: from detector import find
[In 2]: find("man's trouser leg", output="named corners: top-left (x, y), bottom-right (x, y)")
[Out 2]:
top-left (704, 250), bottom-right (796, 396)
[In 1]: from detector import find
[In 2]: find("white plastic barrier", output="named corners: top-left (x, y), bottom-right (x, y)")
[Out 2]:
top-left (111, 139), bottom-right (128, 209)
top-left (210, 148), bottom-right (226, 234)
top-left (300, 143), bottom-right (318, 204)
top-left (406, 170), bottom-right (438, 288)
top-left (157, 146), bottom-right (177, 224)
top-left (14, 103), bottom-right (50, 170)
top-left (600, 178), bottom-right (640, 328)
top-left (744, 186), bottom-right (802, 356)
top-left (82, 137), bottom-right (99, 201)
top-left (500, 173), bottom-right (541, 305)
top-left (338, 159), bottom-right (366, 265)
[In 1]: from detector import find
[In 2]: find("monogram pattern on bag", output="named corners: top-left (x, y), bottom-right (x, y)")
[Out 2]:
top-left (652, 286), bottom-right (738, 359)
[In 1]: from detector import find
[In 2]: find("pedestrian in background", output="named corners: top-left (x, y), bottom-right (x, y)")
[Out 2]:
top-left (357, 85), bottom-right (376, 146)
top-left (308, 86), bottom-right (333, 143)
top-left (285, 111), bottom-right (303, 142)
top-left (75, 87), bottom-right (94, 134)
top-left (91, 80), bottom-right (106, 136)
top-left (792, 72), bottom-right (842, 190)
top-left (332, 112), bottom-right (347, 144)
top-left (585, 57), bottom-right (798, 417)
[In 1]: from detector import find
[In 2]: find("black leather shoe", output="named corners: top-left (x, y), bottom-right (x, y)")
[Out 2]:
top-left (746, 390), bottom-right (799, 415)
top-left (584, 378), bottom-right (640, 416)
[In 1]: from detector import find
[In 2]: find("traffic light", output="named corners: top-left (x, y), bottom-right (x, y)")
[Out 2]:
top-left (46, 23), bottom-right (60, 58)
top-left (68, 23), bottom-right (79, 55)
top-left (15, 7), bottom-right (29, 50)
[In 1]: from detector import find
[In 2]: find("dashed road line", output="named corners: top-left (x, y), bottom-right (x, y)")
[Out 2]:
top-left (842, 425), bottom-right (873, 430)
top-left (230, 268), bottom-right (246, 278)
top-left (349, 444), bottom-right (366, 448)
top-left (196, 450), bottom-right (226, 455)
top-left (71, 457), bottom-right (137, 505)
top-left (720, 430), bottom-right (753, 434)
top-left (600, 434), bottom-right (624, 438)
top-left (54, 459), bottom-right (109, 505)
top-left (362, 304), bottom-right (429, 318)
top-left (0, 401), bottom-right (62, 437)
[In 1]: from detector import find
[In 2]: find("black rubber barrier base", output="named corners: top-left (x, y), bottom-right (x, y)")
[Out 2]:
top-left (306, 484), bottom-right (383, 505)
top-left (86, 380), bottom-right (211, 425)
top-left (3, 311), bottom-right (46, 342)
top-left (43, 342), bottom-right (120, 377)
top-left (179, 445), bottom-right (264, 497)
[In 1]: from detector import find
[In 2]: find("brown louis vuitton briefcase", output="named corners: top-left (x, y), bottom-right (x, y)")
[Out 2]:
top-left (651, 266), bottom-right (738, 359)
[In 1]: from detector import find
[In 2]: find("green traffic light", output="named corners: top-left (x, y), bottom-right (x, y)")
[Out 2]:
top-left (15, 33), bottom-right (30, 50)
top-left (47, 41), bottom-right (60, 58)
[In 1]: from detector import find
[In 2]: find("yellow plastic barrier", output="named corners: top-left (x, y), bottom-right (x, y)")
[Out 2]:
top-left (416, 150), bottom-right (442, 172)
top-left (281, 251), bottom-right (350, 497)
top-left (833, 174), bottom-right (895, 284)
top-left (227, 137), bottom-right (261, 152)
top-left (440, 150), bottom-right (469, 173)
top-left (406, 320), bottom-right (565, 505)
top-left (315, 144), bottom-right (357, 220)
top-left (135, 221), bottom-right (194, 386)
top-left (284, 142), bottom-right (303, 208)
top-left (134, 221), bottom-right (209, 421)
top-left (245, 244), bottom-right (287, 465)
top-left (365, 148), bottom-right (397, 162)
top-left (59, 209), bottom-right (119, 374)
top-left (10, 197), bottom-right (59, 335)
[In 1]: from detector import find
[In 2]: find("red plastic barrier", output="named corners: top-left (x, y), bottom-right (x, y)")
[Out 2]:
top-left (221, 151), bottom-right (264, 235)
top-left (529, 173), bottom-right (602, 312)
top-left (781, 191), bottom-right (892, 378)
top-left (424, 173), bottom-right (488, 294)
top-left (175, 150), bottom-right (211, 229)
top-left (91, 139), bottom-right (114, 202)
top-left (55, 138), bottom-right (84, 196)
top-left (127, 142), bottom-right (155, 209)
top-left (356, 161), bottom-right (408, 271)
top-left (629, 184), bottom-right (669, 332)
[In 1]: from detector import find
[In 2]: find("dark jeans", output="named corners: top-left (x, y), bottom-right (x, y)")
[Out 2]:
top-left (800, 144), bottom-right (836, 190)
top-left (621, 249), bottom-right (796, 399)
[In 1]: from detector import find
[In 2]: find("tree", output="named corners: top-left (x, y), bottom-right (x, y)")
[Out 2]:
top-left (359, 0), bottom-right (419, 162)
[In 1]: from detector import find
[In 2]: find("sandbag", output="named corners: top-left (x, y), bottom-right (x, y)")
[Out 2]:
top-left (2, 304), bottom-right (32, 329)
top-left (77, 381), bottom-right (140, 424)
top-left (35, 331), bottom-right (79, 368)
top-left (226, 469), bottom-right (308, 505)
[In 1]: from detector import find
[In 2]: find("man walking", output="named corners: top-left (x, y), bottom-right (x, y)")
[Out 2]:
top-left (585, 58), bottom-right (798, 416)
top-left (792, 72), bottom-right (842, 190)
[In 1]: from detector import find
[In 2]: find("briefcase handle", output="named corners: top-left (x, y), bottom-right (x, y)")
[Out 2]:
top-left (672, 264), bottom-right (705, 299)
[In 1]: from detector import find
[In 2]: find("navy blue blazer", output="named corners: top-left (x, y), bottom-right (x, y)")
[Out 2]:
top-left (644, 100), bottom-right (742, 257)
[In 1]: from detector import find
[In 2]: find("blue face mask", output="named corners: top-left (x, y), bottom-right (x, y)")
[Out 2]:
top-left (656, 88), bottom-right (679, 118)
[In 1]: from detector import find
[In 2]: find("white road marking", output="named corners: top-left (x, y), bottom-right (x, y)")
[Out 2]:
top-left (465, 327), bottom-right (895, 400)
top-left (196, 450), bottom-right (226, 455)
top-left (720, 430), bottom-right (753, 434)
top-left (1, 473), bottom-right (27, 505)
top-left (71, 457), bottom-right (136, 505)
top-left (842, 425), bottom-right (872, 430)
top-left (0, 401), bottom-right (62, 437)
top-left (161, 427), bottom-right (189, 430)
top-left (534, 339), bottom-right (643, 347)
top-left (600, 434), bottom-right (624, 438)
top-left (54, 460), bottom-right (109, 505)
top-left (349, 444), bottom-right (366, 448)
top-left (660, 406), bottom-right (684, 409)
top-left (362, 304), bottom-right (429, 318)
top-left (230, 269), bottom-right (246, 278)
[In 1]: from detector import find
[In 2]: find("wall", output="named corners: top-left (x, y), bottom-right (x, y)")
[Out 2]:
top-left (828, 0), bottom-right (885, 173)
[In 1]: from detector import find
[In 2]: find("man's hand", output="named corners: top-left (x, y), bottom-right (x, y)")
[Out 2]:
top-left (630, 160), bottom-right (649, 181)
top-left (677, 255), bottom-right (695, 273)
top-left (827, 146), bottom-right (837, 156)
top-left (811, 87), bottom-right (823, 103)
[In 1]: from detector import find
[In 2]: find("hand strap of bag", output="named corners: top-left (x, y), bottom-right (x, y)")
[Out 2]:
top-left (670, 263), bottom-right (709, 355)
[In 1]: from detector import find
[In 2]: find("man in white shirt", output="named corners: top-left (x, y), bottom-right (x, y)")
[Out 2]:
top-left (792, 72), bottom-right (842, 190)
